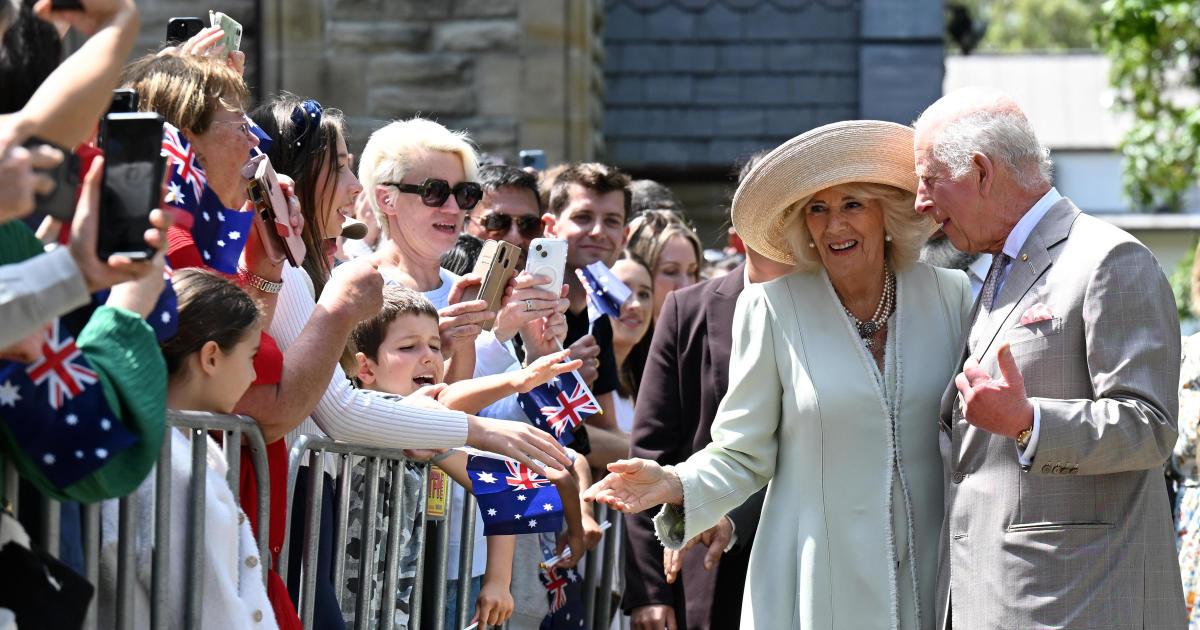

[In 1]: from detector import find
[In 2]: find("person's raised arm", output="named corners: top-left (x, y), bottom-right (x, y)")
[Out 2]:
top-left (8, 0), bottom-right (140, 150)
top-left (437, 349), bottom-right (579, 414)
top-left (236, 258), bottom-right (381, 443)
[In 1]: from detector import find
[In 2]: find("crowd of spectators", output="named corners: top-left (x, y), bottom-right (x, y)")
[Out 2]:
top-left (0, 2), bottom-right (757, 628)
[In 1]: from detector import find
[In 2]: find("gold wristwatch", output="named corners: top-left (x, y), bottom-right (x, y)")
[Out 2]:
top-left (1016, 425), bottom-right (1033, 449)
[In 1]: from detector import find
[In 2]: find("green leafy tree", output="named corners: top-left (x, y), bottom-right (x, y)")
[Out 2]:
top-left (953, 0), bottom-right (1101, 52)
top-left (1095, 1), bottom-right (1200, 212)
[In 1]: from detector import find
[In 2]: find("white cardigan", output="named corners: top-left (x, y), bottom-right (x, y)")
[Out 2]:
top-left (272, 263), bottom-right (469, 449)
top-left (99, 429), bottom-right (279, 629)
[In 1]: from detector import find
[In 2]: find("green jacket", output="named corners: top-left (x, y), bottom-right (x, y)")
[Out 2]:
top-left (0, 221), bottom-right (165, 503)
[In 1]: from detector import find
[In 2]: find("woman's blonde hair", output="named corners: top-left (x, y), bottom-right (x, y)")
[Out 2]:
top-left (627, 209), bottom-right (702, 283)
top-left (357, 117), bottom-right (479, 239)
top-left (784, 182), bottom-right (931, 273)
top-left (121, 53), bottom-right (248, 133)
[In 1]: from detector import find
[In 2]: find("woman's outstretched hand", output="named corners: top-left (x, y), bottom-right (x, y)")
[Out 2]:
top-left (582, 458), bottom-right (684, 514)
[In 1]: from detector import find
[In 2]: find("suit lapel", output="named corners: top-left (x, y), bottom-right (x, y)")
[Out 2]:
top-left (970, 199), bottom-right (1078, 360)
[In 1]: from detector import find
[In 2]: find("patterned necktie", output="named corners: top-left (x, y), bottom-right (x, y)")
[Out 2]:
top-left (977, 252), bottom-right (1012, 312)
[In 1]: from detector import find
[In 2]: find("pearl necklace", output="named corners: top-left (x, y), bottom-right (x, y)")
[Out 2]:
top-left (842, 268), bottom-right (895, 349)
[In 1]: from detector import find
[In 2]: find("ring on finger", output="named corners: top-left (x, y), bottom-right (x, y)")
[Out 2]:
top-left (525, 299), bottom-right (535, 312)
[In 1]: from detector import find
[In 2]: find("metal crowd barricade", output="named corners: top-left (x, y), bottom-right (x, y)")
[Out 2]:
top-left (281, 434), bottom-right (481, 630)
top-left (1, 410), bottom-right (270, 630)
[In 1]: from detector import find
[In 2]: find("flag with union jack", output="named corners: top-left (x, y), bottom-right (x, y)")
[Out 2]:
top-left (161, 122), bottom-right (254, 274)
top-left (575, 261), bottom-right (632, 323)
top-left (0, 319), bottom-right (139, 488)
top-left (518, 370), bottom-right (600, 445)
top-left (466, 451), bottom-right (564, 536)
top-left (538, 535), bottom-right (588, 629)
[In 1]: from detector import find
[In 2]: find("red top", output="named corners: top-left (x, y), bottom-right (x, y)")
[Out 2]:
top-left (167, 225), bottom-right (301, 628)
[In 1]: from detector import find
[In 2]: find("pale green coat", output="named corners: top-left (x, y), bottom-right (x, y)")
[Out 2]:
top-left (656, 263), bottom-right (970, 629)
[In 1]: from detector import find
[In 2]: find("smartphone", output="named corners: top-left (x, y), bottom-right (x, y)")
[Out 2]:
top-left (247, 157), bottom-right (306, 267)
top-left (97, 112), bottom-right (166, 261)
top-left (23, 137), bottom-right (80, 222)
top-left (108, 88), bottom-right (138, 115)
top-left (208, 10), bottom-right (242, 52)
top-left (518, 149), bottom-right (546, 171)
top-left (166, 16), bottom-right (205, 44)
top-left (525, 238), bottom-right (568, 299)
top-left (467, 240), bottom-right (521, 331)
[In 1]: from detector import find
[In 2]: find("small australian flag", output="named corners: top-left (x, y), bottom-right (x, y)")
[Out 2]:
top-left (0, 319), bottom-right (139, 489)
top-left (466, 451), bottom-right (564, 536)
top-left (162, 122), bottom-right (254, 274)
top-left (538, 535), bottom-right (588, 629)
top-left (517, 370), bottom-right (600, 445)
top-left (575, 261), bottom-right (632, 322)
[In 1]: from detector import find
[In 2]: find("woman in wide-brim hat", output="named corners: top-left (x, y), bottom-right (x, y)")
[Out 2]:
top-left (586, 120), bottom-right (972, 629)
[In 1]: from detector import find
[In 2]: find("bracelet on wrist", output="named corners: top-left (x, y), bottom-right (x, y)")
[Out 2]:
top-left (238, 266), bottom-right (283, 294)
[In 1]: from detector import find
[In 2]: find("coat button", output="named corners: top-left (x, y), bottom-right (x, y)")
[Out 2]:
top-left (951, 471), bottom-right (964, 484)
top-left (252, 610), bottom-right (263, 623)
top-left (246, 556), bottom-right (258, 568)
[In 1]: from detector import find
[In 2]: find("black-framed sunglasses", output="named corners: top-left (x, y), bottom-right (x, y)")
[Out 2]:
top-left (474, 212), bottom-right (544, 239)
top-left (384, 178), bottom-right (483, 210)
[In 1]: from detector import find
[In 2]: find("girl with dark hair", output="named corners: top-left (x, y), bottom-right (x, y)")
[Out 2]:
top-left (610, 251), bottom-right (654, 432)
top-left (99, 268), bottom-right (278, 630)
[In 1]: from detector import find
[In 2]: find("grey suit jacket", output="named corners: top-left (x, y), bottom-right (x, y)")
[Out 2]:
top-left (936, 198), bottom-right (1187, 629)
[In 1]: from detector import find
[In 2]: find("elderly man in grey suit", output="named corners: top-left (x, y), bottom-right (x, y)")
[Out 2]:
top-left (914, 86), bottom-right (1186, 629)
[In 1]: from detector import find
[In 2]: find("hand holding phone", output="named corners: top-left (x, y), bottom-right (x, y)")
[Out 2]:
top-left (525, 238), bottom-right (568, 298)
top-left (208, 10), bottom-right (242, 52)
top-left (22, 138), bottom-right (78, 221)
top-left (98, 112), bottom-right (166, 261)
top-left (465, 240), bottom-right (521, 331)
top-left (247, 157), bottom-right (306, 267)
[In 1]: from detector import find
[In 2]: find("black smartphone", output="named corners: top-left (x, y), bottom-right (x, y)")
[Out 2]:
top-left (98, 112), bottom-right (166, 261)
top-left (23, 137), bottom-right (80, 222)
top-left (519, 149), bottom-right (546, 171)
top-left (166, 16), bottom-right (204, 45)
top-left (108, 88), bottom-right (138, 115)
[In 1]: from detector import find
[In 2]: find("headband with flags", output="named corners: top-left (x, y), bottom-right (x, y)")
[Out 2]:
top-left (575, 261), bottom-right (632, 323)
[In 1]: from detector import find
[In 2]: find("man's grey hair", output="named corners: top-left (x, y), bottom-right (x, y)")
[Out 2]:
top-left (928, 109), bottom-right (1053, 192)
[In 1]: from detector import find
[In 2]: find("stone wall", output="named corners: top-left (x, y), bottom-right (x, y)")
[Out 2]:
top-left (123, 1), bottom-right (603, 162)
top-left (256, 0), bottom-right (605, 162)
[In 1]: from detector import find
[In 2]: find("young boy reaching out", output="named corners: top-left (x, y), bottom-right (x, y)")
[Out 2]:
top-left (349, 285), bottom-right (597, 628)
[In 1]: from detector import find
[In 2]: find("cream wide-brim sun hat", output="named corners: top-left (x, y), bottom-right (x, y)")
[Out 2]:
top-left (731, 119), bottom-right (919, 265)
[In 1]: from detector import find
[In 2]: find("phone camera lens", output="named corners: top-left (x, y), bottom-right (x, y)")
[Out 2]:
top-left (540, 251), bottom-right (547, 257)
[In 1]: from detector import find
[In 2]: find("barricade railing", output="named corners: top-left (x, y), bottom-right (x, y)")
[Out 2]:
top-left (1, 410), bottom-right (270, 630)
top-left (281, 434), bottom-right (470, 630)
top-left (5, 421), bottom-right (631, 630)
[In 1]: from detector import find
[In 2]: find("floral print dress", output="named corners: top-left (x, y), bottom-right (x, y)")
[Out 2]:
top-left (1174, 333), bottom-right (1200, 625)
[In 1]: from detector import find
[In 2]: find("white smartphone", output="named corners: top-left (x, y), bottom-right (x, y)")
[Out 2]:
top-left (208, 10), bottom-right (242, 51)
top-left (525, 238), bottom-right (568, 298)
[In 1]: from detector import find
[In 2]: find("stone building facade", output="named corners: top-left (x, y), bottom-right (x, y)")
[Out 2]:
top-left (124, 0), bottom-right (943, 245)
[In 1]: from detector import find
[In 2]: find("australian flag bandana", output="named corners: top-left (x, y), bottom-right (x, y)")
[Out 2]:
top-left (466, 451), bottom-right (564, 536)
